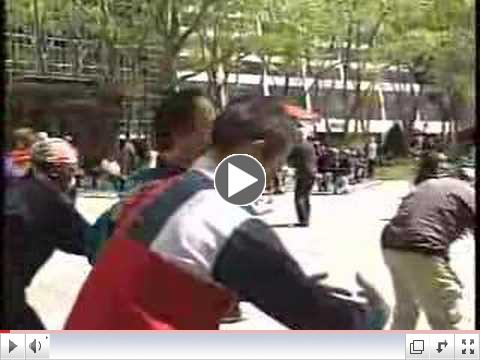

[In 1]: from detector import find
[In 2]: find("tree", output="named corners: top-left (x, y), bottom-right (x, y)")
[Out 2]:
top-left (133, 0), bottom-right (223, 93)
top-left (322, 0), bottom-right (391, 135)
top-left (8, 0), bottom-right (74, 73)
top-left (192, 0), bottom-right (262, 108)
top-left (378, 0), bottom-right (474, 143)
top-left (383, 123), bottom-right (408, 158)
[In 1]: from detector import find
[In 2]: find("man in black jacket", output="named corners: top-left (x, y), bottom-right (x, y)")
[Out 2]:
top-left (288, 133), bottom-right (317, 226)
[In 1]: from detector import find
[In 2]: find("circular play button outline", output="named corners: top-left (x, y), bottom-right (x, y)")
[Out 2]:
top-left (214, 154), bottom-right (266, 206)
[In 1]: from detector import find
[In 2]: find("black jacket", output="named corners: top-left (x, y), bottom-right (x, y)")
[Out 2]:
top-left (4, 176), bottom-right (89, 288)
top-left (288, 143), bottom-right (317, 178)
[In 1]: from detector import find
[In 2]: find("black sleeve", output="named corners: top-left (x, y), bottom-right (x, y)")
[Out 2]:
top-left (52, 195), bottom-right (91, 256)
top-left (287, 147), bottom-right (297, 168)
top-left (213, 218), bottom-right (368, 329)
top-left (304, 145), bottom-right (317, 175)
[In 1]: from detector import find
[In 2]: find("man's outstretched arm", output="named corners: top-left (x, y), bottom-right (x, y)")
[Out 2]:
top-left (213, 218), bottom-right (388, 329)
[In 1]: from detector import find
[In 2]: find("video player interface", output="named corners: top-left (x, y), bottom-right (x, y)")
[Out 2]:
top-left (0, 332), bottom-right (478, 360)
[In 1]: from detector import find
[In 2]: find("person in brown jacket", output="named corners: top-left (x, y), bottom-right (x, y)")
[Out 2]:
top-left (381, 153), bottom-right (475, 329)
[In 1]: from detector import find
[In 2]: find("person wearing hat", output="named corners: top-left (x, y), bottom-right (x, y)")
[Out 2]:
top-left (3, 138), bottom-right (91, 329)
top-left (36, 132), bottom-right (49, 142)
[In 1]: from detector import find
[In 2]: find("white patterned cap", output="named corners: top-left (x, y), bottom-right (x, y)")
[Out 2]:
top-left (31, 138), bottom-right (78, 165)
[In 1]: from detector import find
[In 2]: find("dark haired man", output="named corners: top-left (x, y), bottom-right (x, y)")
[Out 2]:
top-left (67, 96), bottom-right (389, 330)
top-left (86, 88), bottom-right (216, 262)
top-left (381, 159), bottom-right (475, 329)
top-left (288, 131), bottom-right (317, 226)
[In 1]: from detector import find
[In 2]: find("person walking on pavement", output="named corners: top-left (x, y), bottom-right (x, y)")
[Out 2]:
top-left (288, 132), bottom-right (317, 227)
top-left (3, 138), bottom-right (91, 329)
top-left (66, 96), bottom-right (390, 330)
top-left (381, 153), bottom-right (475, 329)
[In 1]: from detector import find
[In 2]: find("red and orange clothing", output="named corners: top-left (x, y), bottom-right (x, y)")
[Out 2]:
top-left (8, 148), bottom-right (32, 177)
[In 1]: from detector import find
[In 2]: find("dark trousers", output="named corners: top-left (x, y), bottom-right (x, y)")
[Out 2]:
top-left (367, 159), bottom-right (376, 178)
top-left (294, 176), bottom-right (314, 225)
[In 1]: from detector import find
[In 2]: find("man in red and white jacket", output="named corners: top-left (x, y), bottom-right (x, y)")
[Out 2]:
top-left (66, 96), bottom-right (389, 330)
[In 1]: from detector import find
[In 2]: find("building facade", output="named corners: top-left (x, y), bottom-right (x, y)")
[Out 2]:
top-left (5, 31), bottom-right (462, 138)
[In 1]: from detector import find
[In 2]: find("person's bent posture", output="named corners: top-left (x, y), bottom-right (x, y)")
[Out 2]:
top-left (382, 159), bottom-right (475, 329)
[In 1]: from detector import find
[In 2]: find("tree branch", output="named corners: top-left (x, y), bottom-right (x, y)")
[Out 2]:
top-left (175, 0), bottom-right (220, 53)
top-left (306, 59), bottom-right (345, 92)
top-left (177, 52), bottom-right (250, 83)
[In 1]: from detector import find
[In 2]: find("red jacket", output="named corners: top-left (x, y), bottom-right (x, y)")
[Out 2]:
top-left (66, 175), bottom-right (234, 330)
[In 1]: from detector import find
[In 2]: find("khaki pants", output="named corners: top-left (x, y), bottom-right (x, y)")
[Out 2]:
top-left (383, 248), bottom-right (463, 330)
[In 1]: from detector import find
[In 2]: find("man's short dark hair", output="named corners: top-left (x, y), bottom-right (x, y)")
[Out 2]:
top-left (153, 88), bottom-right (215, 150)
top-left (414, 151), bottom-right (441, 185)
top-left (212, 96), bottom-right (296, 160)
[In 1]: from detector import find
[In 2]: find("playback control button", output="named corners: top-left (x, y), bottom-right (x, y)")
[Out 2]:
top-left (25, 335), bottom-right (50, 359)
top-left (1, 334), bottom-right (25, 359)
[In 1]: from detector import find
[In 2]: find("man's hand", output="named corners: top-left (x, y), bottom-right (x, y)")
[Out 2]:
top-left (355, 273), bottom-right (390, 329)
top-left (309, 272), bottom-right (353, 298)
top-left (309, 272), bottom-right (390, 329)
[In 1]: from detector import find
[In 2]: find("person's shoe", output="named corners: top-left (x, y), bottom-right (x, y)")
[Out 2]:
top-left (295, 222), bottom-right (309, 227)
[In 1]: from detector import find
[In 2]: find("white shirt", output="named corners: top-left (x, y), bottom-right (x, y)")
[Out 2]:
top-left (368, 142), bottom-right (378, 160)
top-left (101, 159), bottom-right (121, 176)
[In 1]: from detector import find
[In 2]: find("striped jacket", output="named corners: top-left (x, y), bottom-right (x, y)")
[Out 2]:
top-left (66, 156), bottom-right (373, 330)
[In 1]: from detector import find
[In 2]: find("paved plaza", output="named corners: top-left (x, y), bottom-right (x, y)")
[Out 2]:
top-left (26, 181), bottom-right (475, 330)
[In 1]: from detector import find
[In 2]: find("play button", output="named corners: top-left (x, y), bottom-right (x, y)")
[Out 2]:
top-left (9, 340), bottom-right (17, 353)
top-left (215, 154), bottom-right (266, 206)
top-left (1, 334), bottom-right (25, 359)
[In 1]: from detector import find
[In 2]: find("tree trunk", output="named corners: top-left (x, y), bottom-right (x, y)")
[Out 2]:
top-left (158, 48), bottom-right (179, 93)
top-left (284, 74), bottom-right (290, 96)
top-left (301, 58), bottom-right (312, 112)
top-left (33, 0), bottom-right (46, 74)
top-left (341, 1), bottom-right (357, 136)
top-left (261, 61), bottom-right (271, 96)
top-left (406, 82), bottom-right (423, 146)
top-left (341, 36), bottom-right (352, 135)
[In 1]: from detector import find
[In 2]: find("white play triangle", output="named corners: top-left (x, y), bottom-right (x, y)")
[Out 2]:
top-left (227, 162), bottom-right (258, 198)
